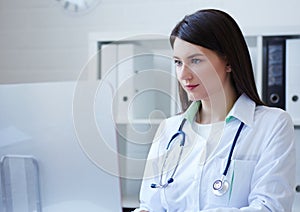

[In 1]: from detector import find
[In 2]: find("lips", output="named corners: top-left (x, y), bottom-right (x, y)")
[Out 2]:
top-left (185, 84), bottom-right (199, 91)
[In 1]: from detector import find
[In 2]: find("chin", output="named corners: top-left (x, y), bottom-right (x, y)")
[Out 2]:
top-left (187, 92), bottom-right (208, 102)
top-left (188, 94), bottom-right (203, 102)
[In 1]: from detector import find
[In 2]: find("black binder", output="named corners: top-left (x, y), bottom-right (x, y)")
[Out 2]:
top-left (262, 36), bottom-right (286, 109)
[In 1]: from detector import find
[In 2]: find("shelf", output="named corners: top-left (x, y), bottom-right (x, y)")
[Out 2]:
top-left (116, 118), bottom-right (164, 125)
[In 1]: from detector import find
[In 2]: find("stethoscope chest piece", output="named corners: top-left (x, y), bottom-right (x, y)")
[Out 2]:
top-left (212, 179), bottom-right (229, 196)
top-left (212, 122), bottom-right (245, 196)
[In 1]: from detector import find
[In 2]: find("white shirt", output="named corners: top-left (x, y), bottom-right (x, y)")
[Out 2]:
top-left (136, 94), bottom-right (296, 212)
top-left (192, 121), bottom-right (224, 161)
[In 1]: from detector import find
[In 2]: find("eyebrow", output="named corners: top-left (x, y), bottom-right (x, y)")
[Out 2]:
top-left (173, 53), bottom-right (205, 59)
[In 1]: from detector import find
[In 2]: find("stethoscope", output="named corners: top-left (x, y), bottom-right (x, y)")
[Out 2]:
top-left (151, 117), bottom-right (245, 197)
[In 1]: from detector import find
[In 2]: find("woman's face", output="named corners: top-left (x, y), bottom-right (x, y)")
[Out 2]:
top-left (173, 38), bottom-right (232, 101)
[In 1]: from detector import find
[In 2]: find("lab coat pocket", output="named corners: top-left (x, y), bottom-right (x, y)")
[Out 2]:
top-left (228, 159), bottom-right (256, 207)
top-left (204, 158), bottom-right (256, 208)
top-left (204, 157), bottom-right (231, 208)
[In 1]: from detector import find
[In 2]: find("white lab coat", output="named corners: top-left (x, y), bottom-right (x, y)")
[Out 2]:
top-left (136, 94), bottom-right (296, 212)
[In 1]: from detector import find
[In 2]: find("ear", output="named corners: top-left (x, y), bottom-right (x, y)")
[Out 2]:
top-left (225, 63), bottom-right (232, 72)
top-left (223, 55), bottom-right (231, 73)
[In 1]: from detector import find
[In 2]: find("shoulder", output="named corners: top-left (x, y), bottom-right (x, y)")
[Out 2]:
top-left (254, 105), bottom-right (294, 133)
top-left (255, 105), bottom-right (293, 123)
top-left (153, 114), bottom-right (184, 142)
top-left (150, 114), bottom-right (184, 154)
top-left (247, 106), bottom-right (295, 160)
top-left (157, 114), bottom-right (183, 133)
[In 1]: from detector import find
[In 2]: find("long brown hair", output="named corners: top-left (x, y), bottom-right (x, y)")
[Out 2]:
top-left (170, 9), bottom-right (264, 111)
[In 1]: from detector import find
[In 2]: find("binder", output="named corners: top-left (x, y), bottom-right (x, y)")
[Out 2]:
top-left (262, 36), bottom-right (286, 109)
top-left (286, 38), bottom-right (300, 125)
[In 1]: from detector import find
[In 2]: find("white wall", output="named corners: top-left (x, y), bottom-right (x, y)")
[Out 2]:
top-left (1, 0), bottom-right (300, 210)
top-left (0, 0), bottom-right (299, 83)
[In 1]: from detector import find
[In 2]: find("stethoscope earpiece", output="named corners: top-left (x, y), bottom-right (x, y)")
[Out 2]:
top-left (150, 183), bottom-right (157, 188)
top-left (151, 178), bottom-right (174, 189)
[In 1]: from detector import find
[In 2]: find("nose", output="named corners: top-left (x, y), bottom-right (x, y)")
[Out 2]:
top-left (177, 64), bottom-right (193, 81)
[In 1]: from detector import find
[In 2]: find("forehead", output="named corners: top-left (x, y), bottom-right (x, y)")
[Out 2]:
top-left (173, 38), bottom-right (207, 58)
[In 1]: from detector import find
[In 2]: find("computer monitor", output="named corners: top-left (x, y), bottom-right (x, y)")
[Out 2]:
top-left (0, 81), bottom-right (122, 212)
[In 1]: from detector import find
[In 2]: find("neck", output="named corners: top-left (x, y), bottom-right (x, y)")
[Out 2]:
top-left (197, 89), bottom-right (238, 124)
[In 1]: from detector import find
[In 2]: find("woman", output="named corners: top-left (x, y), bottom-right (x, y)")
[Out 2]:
top-left (134, 9), bottom-right (295, 211)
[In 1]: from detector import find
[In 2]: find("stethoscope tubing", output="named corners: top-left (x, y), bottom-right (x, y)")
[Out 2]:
top-left (151, 118), bottom-right (245, 195)
top-left (166, 118), bottom-right (187, 149)
top-left (151, 118), bottom-right (187, 189)
top-left (222, 122), bottom-right (244, 176)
